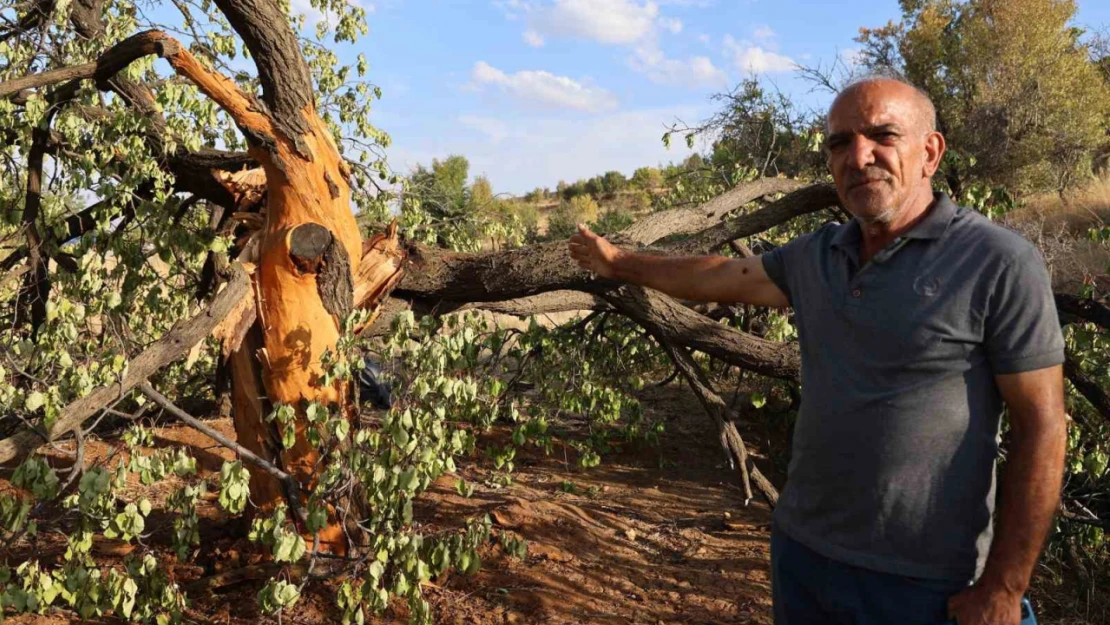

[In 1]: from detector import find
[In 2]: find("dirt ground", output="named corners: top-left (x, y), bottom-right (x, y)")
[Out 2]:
top-left (6, 383), bottom-right (778, 625)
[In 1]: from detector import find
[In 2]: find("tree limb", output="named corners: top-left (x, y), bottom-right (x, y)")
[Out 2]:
top-left (396, 183), bottom-right (837, 303)
top-left (139, 382), bottom-right (309, 528)
top-left (617, 177), bottom-right (806, 246)
top-left (0, 264), bottom-right (251, 465)
top-left (658, 341), bottom-right (779, 507)
top-left (663, 183), bottom-right (840, 256)
top-left (210, 0), bottom-right (315, 151)
top-left (1055, 293), bottom-right (1110, 330)
top-left (598, 285), bottom-right (800, 382)
top-left (0, 30), bottom-right (185, 100)
top-left (1064, 351), bottom-right (1110, 426)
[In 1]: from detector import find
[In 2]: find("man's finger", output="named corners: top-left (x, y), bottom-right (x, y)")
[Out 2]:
top-left (577, 223), bottom-right (598, 239)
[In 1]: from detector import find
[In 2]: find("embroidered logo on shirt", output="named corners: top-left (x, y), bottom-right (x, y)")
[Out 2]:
top-left (913, 275), bottom-right (941, 296)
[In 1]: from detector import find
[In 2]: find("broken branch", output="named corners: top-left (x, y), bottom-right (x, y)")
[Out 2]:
top-left (0, 264), bottom-right (251, 465)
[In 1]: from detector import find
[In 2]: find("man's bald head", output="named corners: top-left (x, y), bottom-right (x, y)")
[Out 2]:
top-left (828, 76), bottom-right (937, 135)
top-left (823, 75), bottom-right (946, 227)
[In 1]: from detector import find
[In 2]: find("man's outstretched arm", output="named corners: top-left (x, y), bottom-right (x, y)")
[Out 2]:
top-left (948, 365), bottom-right (1067, 625)
top-left (567, 224), bottom-right (789, 308)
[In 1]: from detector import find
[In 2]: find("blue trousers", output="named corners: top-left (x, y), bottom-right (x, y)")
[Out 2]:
top-left (771, 526), bottom-right (970, 625)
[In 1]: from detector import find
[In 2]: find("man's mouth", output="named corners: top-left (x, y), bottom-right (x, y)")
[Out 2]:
top-left (849, 179), bottom-right (887, 190)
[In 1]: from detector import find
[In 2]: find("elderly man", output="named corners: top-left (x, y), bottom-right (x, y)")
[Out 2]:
top-left (568, 77), bottom-right (1066, 625)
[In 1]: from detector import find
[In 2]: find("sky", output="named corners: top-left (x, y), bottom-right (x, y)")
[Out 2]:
top-left (298, 0), bottom-right (1110, 195)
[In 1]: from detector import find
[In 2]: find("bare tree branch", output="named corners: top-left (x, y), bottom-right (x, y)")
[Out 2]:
top-left (658, 341), bottom-right (779, 507)
top-left (0, 264), bottom-right (251, 465)
top-left (618, 177), bottom-right (806, 246)
top-left (139, 382), bottom-right (310, 528)
top-left (1056, 293), bottom-right (1110, 330)
top-left (662, 184), bottom-right (840, 256)
top-left (1064, 351), bottom-right (1110, 427)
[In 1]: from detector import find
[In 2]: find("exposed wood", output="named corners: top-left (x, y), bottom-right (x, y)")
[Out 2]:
top-left (171, 0), bottom-right (368, 551)
top-left (226, 324), bottom-right (285, 511)
top-left (351, 223), bottom-right (407, 333)
top-left (0, 265), bottom-right (251, 465)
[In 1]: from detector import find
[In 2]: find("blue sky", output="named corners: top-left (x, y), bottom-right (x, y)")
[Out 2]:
top-left (298, 0), bottom-right (1110, 195)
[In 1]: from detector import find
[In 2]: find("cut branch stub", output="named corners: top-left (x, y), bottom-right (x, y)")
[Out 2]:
top-left (289, 223), bottom-right (333, 275)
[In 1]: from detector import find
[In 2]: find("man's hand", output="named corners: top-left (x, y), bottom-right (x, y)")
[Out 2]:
top-left (568, 223), bottom-right (621, 279)
top-left (947, 582), bottom-right (1023, 625)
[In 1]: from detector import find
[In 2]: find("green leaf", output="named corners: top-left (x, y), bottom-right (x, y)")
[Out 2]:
top-left (750, 391), bottom-right (766, 409)
top-left (24, 391), bottom-right (44, 412)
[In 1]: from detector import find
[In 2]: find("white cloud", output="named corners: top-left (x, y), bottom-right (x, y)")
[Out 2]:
top-left (522, 29), bottom-right (545, 47)
top-left (493, 0), bottom-right (537, 20)
top-left (697, 33), bottom-right (711, 45)
top-left (752, 25), bottom-right (775, 43)
top-left (470, 61), bottom-right (618, 112)
top-left (534, 0), bottom-right (660, 45)
top-left (659, 17), bottom-right (683, 34)
top-left (501, 1), bottom-right (711, 90)
top-left (724, 35), bottom-right (796, 74)
top-left (459, 114), bottom-right (511, 143)
top-left (630, 44), bottom-right (726, 88)
top-left (390, 106), bottom-right (703, 194)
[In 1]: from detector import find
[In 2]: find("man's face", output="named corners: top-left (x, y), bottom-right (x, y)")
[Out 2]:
top-left (825, 81), bottom-right (933, 224)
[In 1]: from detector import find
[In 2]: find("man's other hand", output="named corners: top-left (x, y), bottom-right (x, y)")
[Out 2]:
top-left (947, 582), bottom-right (1023, 625)
top-left (568, 223), bottom-right (621, 279)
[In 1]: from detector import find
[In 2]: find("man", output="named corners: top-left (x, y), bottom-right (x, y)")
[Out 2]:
top-left (567, 77), bottom-right (1066, 625)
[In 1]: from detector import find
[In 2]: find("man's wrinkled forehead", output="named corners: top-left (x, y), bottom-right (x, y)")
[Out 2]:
top-left (827, 80), bottom-right (930, 134)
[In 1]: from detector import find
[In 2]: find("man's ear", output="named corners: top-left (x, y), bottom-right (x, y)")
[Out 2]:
top-left (923, 131), bottom-right (946, 178)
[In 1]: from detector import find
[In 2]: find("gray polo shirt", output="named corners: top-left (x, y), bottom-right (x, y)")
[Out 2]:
top-left (762, 192), bottom-right (1064, 581)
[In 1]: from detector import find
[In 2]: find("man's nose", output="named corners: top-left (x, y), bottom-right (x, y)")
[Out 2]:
top-left (845, 136), bottom-right (876, 170)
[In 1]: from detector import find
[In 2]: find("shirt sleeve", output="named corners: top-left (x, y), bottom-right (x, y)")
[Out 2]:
top-left (983, 248), bottom-right (1065, 374)
top-left (761, 231), bottom-right (817, 308)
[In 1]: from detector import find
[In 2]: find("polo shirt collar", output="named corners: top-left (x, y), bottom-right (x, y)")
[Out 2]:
top-left (902, 192), bottom-right (957, 240)
top-left (830, 191), bottom-right (957, 252)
